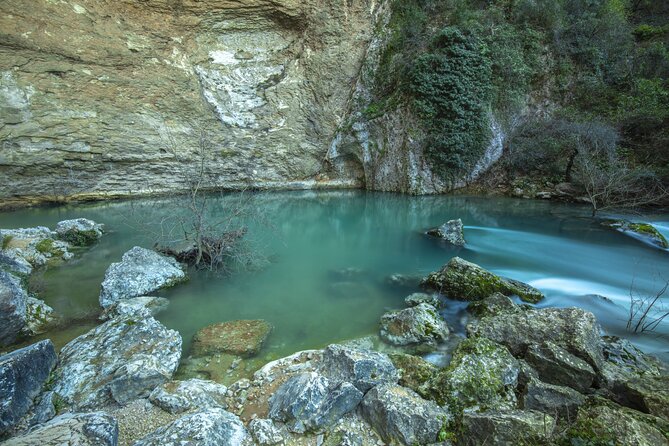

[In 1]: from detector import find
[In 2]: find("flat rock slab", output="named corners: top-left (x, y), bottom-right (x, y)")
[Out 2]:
top-left (192, 319), bottom-right (272, 358)
top-left (99, 246), bottom-right (186, 308)
top-left (3, 412), bottom-right (118, 446)
top-left (0, 339), bottom-right (57, 434)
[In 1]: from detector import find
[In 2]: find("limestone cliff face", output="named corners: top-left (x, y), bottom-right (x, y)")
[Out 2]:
top-left (0, 0), bottom-right (382, 206)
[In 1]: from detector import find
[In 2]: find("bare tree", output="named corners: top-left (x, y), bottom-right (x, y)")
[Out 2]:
top-left (574, 149), bottom-right (668, 217)
top-left (627, 278), bottom-right (669, 333)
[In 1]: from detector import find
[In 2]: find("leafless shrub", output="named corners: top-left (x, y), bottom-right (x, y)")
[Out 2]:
top-left (627, 277), bottom-right (669, 333)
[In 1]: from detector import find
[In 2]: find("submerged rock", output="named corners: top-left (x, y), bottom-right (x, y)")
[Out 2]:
top-left (99, 246), bottom-right (186, 308)
top-left (268, 372), bottom-right (363, 433)
top-left (0, 271), bottom-right (27, 346)
top-left (2, 412), bottom-right (118, 446)
top-left (421, 337), bottom-right (519, 411)
top-left (360, 383), bottom-right (450, 446)
top-left (426, 219), bottom-right (466, 246)
top-left (191, 319), bottom-right (272, 358)
top-left (320, 344), bottom-right (398, 392)
top-left (0, 339), bottom-right (57, 435)
top-left (384, 273), bottom-right (423, 290)
top-left (149, 379), bottom-right (228, 414)
top-left (133, 408), bottom-right (248, 446)
top-left (602, 219), bottom-right (669, 249)
top-left (468, 305), bottom-right (604, 371)
top-left (461, 410), bottom-right (555, 446)
top-left (51, 312), bottom-right (182, 409)
top-left (379, 303), bottom-right (449, 350)
top-left (522, 379), bottom-right (585, 423)
top-left (55, 218), bottom-right (104, 246)
top-left (421, 257), bottom-right (544, 303)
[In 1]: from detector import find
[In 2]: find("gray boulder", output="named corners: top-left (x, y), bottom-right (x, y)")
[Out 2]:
top-left (404, 292), bottom-right (442, 309)
top-left (149, 379), bottom-right (228, 414)
top-left (468, 306), bottom-right (604, 371)
top-left (101, 296), bottom-right (169, 320)
top-left (99, 246), bottom-right (186, 308)
top-left (51, 312), bottom-right (182, 409)
top-left (523, 379), bottom-right (585, 422)
top-left (525, 342), bottom-right (596, 393)
top-left (421, 257), bottom-right (544, 303)
top-left (320, 344), bottom-right (398, 392)
top-left (55, 218), bottom-right (104, 246)
top-left (0, 339), bottom-right (57, 434)
top-left (461, 410), bottom-right (555, 445)
top-left (132, 408), bottom-right (248, 446)
top-left (0, 271), bottom-right (27, 346)
top-left (421, 337), bottom-right (519, 410)
top-left (426, 219), bottom-right (466, 246)
top-left (0, 253), bottom-right (32, 277)
top-left (467, 293), bottom-right (518, 318)
top-left (360, 383), bottom-right (450, 446)
top-left (3, 412), bottom-right (118, 446)
top-left (248, 419), bottom-right (285, 445)
top-left (379, 303), bottom-right (449, 350)
top-left (268, 372), bottom-right (363, 433)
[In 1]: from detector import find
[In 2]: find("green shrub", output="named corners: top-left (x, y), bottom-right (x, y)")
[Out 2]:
top-left (2, 235), bottom-right (13, 250)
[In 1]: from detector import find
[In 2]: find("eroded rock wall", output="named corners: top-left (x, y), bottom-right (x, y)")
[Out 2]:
top-left (0, 0), bottom-right (382, 207)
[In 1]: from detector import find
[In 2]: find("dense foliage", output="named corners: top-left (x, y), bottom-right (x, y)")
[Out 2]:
top-left (373, 0), bottom-right (669, 187)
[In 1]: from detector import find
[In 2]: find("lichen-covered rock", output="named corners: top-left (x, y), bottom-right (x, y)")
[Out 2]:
top-left (421, 257), bottom-right (544, 303)
top-left (404, 292), bottom-right (443, 309)
top-left (525, 342), bottom-right (596, 393)
top-left (191, 319), bottom-right (272, 358)
top-left (55, 219), bottom-right (104, 246)
top-left (99, 246), bottom-right (186, 308)
top-left (0, 227), bottom-right (73, 269)
top-left (468, 306), bottom-right (604, 371)
top-left (360, 383), bottom-right (450, 446)
top-left (0, 271), bottom-right (27, 346)
top-left (522, 379), bottom-right (585, 422)
top-left (379, 303), bottom-right (449, 350)
top-left (268, 372), bottom-right (363, 433)
top-left (101, 296), bottom-right (169, 320)
top-left (0, 253), bottom-right (32, 277)
top-left (388, 353), bottom-right (437, 394)
top-left (51, 312), bottom-right (182, 409)
top-left (461, 410), bottom-right (555, 446)
top-left (320, 344), bottom-right (398, 392)
top-left (24, 296), bottom-right (55, 336)
top-left (0, 339), bottom-right (57, 434)
top-left (426, 219), bottom-right (466, 246)
top-left (248, 419), bottom-right (285, 446)
top-left (565, 400), bottom-right (669, 446)
top-left (149, 379), bottom-right (228, 414)
top-left (602, 219), bottom-right (669, 249)
top-left (3, 412), bottom-right (119, 446)
top-left (420, 337), bottom-right (519, 411)
top-left (133, 408), bottom-right (248, 446)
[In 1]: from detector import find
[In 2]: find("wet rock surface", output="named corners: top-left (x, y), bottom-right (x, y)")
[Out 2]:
top-left (0, 340), bottom-right (57, 435)
top-left (191, 319), bottom-right (272, 358)
top-left (99, 246), bottom-right (186, 308)
top-left (422, 257), bottom-right (544, 303)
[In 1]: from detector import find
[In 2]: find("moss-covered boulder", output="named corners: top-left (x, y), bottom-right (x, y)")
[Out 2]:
top-left (563, 398), bottom-right (669, 446)
top-left (55, 219), bottom-right (104, 246)
top-left (420, 337), bottom-right (519, 411)
top-left (192, 319), bottom-right (273, 358)
top-left (421, 257), bottom-right (544, 303)
top-left (467, 293), bottom-right (519, 318)
top-left (461, 410), bottom-right (555, 446)
top-left (389, 353), bottom-right (437, 394)
top-left (602, 219), bottom-right (669, 249)
top-left (379, 303), bottom-right (449, 351)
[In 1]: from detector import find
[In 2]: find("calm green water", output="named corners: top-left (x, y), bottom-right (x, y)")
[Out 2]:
top-left (2, 191), bottom-right (668, 363)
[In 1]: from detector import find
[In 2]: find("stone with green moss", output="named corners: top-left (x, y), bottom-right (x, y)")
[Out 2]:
top-left (55, 219), bottom-right (104, 246)
top-left (602, 219), bottom-right (669, 249)
top-left (420, 337), bottom-right (519, 411)
top-left (421, 257), bottom-right (544, 303)
top-left (389, 352), bottom-right (437, 393)
top-left (379, 303), bottom-right (449, 352)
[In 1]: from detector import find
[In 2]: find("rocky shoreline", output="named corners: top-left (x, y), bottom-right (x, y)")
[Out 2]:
top-left (1, 219), bottom-right (668, 445)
